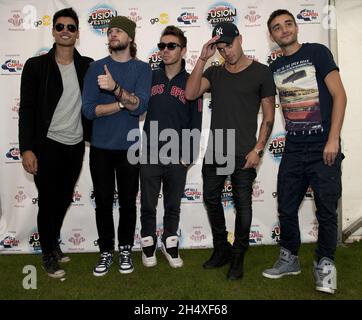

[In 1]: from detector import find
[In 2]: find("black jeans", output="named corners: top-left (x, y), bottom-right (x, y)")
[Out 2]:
top-left (202, 156), bottom-right (256, 251)
top-left (278, 140), bottom-right (344, 260)
top-left (140, 163), bottom-right (187, 240)
top-left (90, 146), bottom-right (139, 252)
top-left (34, 138), bottom-right (84, 255)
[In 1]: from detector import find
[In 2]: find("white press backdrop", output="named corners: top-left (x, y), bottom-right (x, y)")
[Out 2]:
top-left (0, 0), bottom-right (332, 254)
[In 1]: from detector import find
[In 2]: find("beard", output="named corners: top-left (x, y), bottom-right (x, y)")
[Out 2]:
top-left (108, 40), bottom-right (129, 52)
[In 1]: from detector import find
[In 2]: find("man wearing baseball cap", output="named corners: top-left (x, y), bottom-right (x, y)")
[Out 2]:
top-left (211, 21), bottom-right (240, 44)
top-left (82, 16), bottom-right (152, 277)
top-left (185, 22), bottom-right (276, 280)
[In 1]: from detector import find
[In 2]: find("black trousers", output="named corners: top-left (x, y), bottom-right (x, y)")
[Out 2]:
top-left (202, 156), bottom-right (256, 251)
top-left (278, 140), bottom-right (344, 260)
top-left (140, 163), bottom-right (187, 240)
top-left (90, 146), bottom-right (139, 252)
top-left (34, 138), bottom-right (84, 255)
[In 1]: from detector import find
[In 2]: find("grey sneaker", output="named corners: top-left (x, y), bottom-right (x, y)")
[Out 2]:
top-left (42, 254), bottom-right (66, 278)
top-left (314, 257), bottom-right (337, 294)
top-left (262, 247), bottom-right (301, 279)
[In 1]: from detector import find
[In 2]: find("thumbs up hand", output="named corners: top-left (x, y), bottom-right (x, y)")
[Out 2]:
top-left (97, 64), bottom-right (117, 91)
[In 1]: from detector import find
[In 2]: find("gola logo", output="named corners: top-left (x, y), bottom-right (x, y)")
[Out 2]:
top-left (215, 27), bottom-right (223, 36)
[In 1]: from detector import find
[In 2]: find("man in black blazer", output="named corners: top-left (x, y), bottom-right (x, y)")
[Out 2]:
top-left (19, 7), bottom-right (93, 278)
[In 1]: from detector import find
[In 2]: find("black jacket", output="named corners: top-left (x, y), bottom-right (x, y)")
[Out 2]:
top-left (19, 43), bottom-right (93, 155)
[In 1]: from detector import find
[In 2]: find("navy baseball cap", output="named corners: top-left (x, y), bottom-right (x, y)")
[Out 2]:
top-left (212, 22), bottom-right (240, 44)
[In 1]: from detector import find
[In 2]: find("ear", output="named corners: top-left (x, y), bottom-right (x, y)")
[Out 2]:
top-left (236, 34), bottom-right (242, 45)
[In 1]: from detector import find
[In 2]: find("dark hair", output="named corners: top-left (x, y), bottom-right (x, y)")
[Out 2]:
top-left (130, 40), bottom-right (137, 58)
top-left (53, 7), bottom-right (79, 29)
top-left (267, 9), bottom-right (296, 33)
top-left (161, 25), bottom-right (187, 48)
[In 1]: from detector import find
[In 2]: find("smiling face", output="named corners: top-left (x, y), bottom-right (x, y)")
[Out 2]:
top-left (52, 16), bottom-right (79, 47)
top-left (269, 14), bottom-right (299, 48)
top-left (158, 34), bottom-right (185, 66)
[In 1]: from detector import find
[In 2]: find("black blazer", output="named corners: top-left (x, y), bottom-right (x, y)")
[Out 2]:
top-left (18, 43), bottom-right (94, 155)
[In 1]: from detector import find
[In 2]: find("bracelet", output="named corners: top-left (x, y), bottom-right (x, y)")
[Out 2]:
top-left (115, 86), bottom-right (123, 101)
top-left (199, 57), bottom-right (207, 62)
top-left (111, 82), bottom-right (119, 92)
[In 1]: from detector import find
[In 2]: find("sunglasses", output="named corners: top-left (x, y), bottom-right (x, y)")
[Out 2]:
top-left (55, 23), bottom-right (77, 33)
top-left (157, 42), bottom-right (183, 51)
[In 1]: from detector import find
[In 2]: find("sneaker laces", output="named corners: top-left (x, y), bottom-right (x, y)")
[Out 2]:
top-left (315, 262), bottom-right (333, 277)
top-left (315, 266), bottom-right (325, 278)
top-left (98, 252), bottom-right (111, 267)
top-left (120, 249), bottom-right (131, 264)
top-left (273, 251), bottom-right (290, 268)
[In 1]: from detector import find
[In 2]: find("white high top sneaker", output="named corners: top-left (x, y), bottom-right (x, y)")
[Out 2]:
top-left (141, 236), bottom-right (157, 267)
top-left (161, 236), bottom-right (183, 268)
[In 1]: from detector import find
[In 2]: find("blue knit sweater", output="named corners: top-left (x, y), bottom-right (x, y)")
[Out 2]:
top-left (82, 56), bottom-right (152, 150)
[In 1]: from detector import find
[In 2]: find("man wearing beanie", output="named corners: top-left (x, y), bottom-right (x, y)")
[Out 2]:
top-left (185, 22), bottom-right (276, 280)
top-left (82, 16), bottom-right (152, 276)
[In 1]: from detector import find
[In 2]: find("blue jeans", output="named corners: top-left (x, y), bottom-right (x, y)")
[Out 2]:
top-left (202, 156), bottom-right (256, 251)
top-left (278, 139), bottom-right (344, 260)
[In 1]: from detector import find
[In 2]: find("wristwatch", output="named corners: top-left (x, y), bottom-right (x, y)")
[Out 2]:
top-left (254, 148), bottom-right (264, 158)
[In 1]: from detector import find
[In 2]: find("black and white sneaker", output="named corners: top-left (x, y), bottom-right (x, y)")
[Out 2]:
top-left (161, 236), bottom-right (183, 268)
top-left (93, 251), bottom-right (113, 277)
top-left (42, 253), bottom-right (66, 278)
top-left (119, 245), bottom-right (134, 274)
top-left (141, 236), bottom-right (157, 267)
top-left (53, 243), bottom-right (70, 263)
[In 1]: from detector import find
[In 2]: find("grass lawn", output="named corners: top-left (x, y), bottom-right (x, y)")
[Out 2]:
top-left (1, 242), bottom-right (361, 300)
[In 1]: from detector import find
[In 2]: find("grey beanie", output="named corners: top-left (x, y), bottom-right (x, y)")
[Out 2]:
top-left (108, 16), bottom-right (136, 40)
